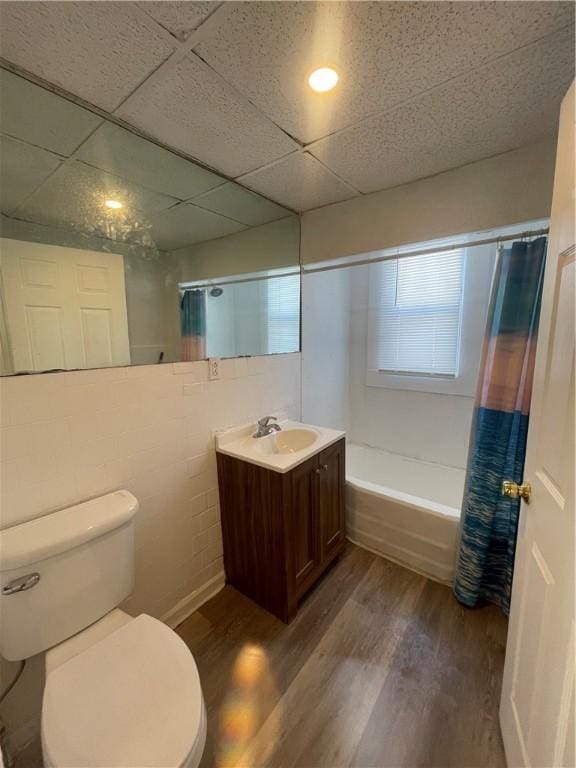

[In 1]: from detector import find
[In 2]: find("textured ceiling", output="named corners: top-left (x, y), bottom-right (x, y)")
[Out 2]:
top-left (0, 68), bottom-right (290, 251)
top-left (0, 1), bottom-right (574, 212)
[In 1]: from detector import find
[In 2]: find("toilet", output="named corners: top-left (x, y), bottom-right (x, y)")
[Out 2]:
top-left (0, 490), bottom-right (206, 767)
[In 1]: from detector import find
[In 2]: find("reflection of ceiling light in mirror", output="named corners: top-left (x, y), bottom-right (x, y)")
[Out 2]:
top-left (308, 67), bottom-right (339, 93)
top-left (104, 199), bottom-right (123, 209)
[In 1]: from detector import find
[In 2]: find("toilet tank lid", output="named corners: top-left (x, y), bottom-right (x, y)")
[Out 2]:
top-left (0, 491), bottom-right (138, 572)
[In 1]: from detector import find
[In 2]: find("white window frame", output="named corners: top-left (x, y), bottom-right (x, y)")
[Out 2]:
top-left (366, 245), bottom-right (489, 396)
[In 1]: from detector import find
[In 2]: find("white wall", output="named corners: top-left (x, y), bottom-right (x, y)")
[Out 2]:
top-left (301, 139), bottom-right (555, 470)
top-left (124, 251), bottom-right (181, 365)
top-left (206, 286), bottom-right (237, 358)
top-left (178, 216), bottom-right (300, 282)
top-left (302, 241), bottom-right (497, 469)
top-left (300, 140), bottom-right (555, 264)
top-left (302, 268), bottom-right (350, 433)
top-left (206, 282), bottom-right (268, 359)
top-left (0, 352), bottom-right (301, 753)
top-left (347, 244), bottom-right (495, 468)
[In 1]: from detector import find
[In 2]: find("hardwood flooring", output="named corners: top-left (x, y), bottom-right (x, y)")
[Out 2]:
top-left (176, 543), bottom-right (508, 768)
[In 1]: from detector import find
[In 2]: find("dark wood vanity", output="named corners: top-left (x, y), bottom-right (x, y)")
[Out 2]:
top-left (217, 438), bottom-right (346, 622)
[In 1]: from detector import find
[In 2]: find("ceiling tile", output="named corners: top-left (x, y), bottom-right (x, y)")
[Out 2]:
top-left (239, 153), bottom-right (358, 212)
top-left (136, 1), bottom-right (220, 41)
top-left (76, 121), bottom-right (225, 200)
top-left (150, 203), bottom-right (247, 250)
top-left (0, 69), bottom-right (102, 157)
top-left (192, 182), bottom-right (290, 225)
top-left (0, 135), bottom-right (62, 214)
top-left (16, 160), bottom-right (177, 238)
top-left (116, 53), bottom-right (298, 177)
top-left (309, 26), bottom-right (574, 194)
top-left (0, 2), bottom-right (176, 111)
top-left (194, 1), bottom-right (574, 144)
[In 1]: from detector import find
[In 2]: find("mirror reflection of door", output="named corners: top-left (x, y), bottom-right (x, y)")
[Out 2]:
top-left (1, 239), bottom-right (130, 373)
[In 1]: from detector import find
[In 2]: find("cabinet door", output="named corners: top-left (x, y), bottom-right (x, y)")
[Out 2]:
top-left (319, 440), bottom-right (345, 561)
top-left (290, 455), bottom-right (321, 594)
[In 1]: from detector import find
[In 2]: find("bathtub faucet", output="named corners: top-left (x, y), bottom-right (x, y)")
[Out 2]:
top-left (254, 416), bottom-right (282, 438)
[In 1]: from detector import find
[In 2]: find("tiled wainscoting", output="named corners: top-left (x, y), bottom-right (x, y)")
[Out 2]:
top-left (0, 352), bottom-right (301, 752)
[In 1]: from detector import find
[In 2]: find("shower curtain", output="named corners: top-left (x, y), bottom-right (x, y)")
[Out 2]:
top-left (181, 289), bottom-right (207, 361)
top-left (454, 237), bottom-right (547, 614)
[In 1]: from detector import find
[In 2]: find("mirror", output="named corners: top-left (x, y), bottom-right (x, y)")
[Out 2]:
top-left (0, 67), bottom-right (300, 375)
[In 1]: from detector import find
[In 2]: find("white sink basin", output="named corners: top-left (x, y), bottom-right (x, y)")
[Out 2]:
top-left (255, 428), bottom-right (319, 455)
top-left (215, 420), bottom-right (346, 474)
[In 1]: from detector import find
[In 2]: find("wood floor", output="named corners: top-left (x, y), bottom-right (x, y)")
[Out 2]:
top-left (176, 543), bottom-right (508, 768)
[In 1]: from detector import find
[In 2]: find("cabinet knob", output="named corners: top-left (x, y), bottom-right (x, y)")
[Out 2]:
top-left (322, 464), bottom-right (328, 472)
top-left (315, 468), bottom-right (322, 474)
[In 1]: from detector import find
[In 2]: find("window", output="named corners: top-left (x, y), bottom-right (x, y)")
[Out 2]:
top-left (372, 249), bottom-right (465, 378)
top-left (267, 274), bottom-right (300, 354)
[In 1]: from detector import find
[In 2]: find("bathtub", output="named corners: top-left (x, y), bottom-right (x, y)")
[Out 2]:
top-left (346, 444), bottom-right (466, 584)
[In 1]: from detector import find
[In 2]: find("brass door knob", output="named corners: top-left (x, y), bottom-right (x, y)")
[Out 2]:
top-left (502, 480), bottom-right (532, 502)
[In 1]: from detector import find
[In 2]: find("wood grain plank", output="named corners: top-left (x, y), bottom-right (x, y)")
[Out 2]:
top-left (175, 544), bottom-right (508, 768)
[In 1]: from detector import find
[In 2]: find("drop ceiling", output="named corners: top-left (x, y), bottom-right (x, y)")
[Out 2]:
top-left (0, 67), bottom-right (290, 251)
top-left (0, 1), bottom-right (574, 213)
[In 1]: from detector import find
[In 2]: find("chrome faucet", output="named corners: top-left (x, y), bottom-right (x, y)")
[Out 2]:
top-left (253, 416), bottom-right (282, 438)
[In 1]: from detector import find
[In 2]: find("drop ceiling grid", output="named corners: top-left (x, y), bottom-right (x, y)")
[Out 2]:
top-left (190, 1), bottom-right (575, 143)
top-left (0, 1), bottom-right (574, 212)
top-left (306, 24), bottom-right (575, 194)
top-left (0, 2), bottom-right (181, 111)
top-left (0, 58), bottom-right (291, 247)
top-left (114, 49), bottom-right (300, 178)
top-left (135, 1), bottom-right (223, 44)
top-left (190, 1), bottom-right (575, 206)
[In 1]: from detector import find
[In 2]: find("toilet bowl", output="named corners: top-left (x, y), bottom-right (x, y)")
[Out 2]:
top-left (0, 491), bottom-right (207, 768)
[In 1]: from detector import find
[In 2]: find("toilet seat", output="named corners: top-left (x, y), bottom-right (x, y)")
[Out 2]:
top-left (41, 614), bottom-right (206, 768)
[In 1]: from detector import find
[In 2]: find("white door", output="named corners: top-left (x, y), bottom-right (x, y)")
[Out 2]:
top-left (500, 83), bottom-right (575, 767)
top-left (0, 238), bottom-right (130, 372)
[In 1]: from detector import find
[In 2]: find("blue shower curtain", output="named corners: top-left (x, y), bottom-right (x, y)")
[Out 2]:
top-left (181, 289), bottom-right (206, 361)
top-left (454, 237), bottom-right (547, 614)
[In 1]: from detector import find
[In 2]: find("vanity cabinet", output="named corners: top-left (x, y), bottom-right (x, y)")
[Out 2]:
top-left (217, 438), bottom-right (345, 622)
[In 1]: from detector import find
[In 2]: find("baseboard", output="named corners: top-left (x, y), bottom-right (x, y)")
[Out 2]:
top-left (161, 571), bottom-right (226, 629)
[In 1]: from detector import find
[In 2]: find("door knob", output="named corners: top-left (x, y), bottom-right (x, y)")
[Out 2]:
top-left (502, 480), bottom-right (532, 502)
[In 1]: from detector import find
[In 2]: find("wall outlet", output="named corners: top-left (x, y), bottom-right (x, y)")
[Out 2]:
top-left (208, 357), bottom-right (221, 380)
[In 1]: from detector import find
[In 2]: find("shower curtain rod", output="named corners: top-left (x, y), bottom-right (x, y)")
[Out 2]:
top-left (301, 227), bottom-right (550, 275)
top-left (180, 268), bottom-right (301, 292)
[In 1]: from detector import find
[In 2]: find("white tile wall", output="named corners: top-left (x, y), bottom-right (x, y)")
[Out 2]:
top-left (301, 268), bottom-right (351, 433)
top-left (0, 353), bottom-right (301, 610)
top-left (0, 352), bottom-right (301, 752)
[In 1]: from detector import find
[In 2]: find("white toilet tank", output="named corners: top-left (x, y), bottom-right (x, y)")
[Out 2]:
top-left (0, 490), bottom-right (138, 661)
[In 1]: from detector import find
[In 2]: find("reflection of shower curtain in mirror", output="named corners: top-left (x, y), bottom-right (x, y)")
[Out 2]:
top-left (454, 237), bottom-right (547, 614)
top-left (181, 289), bottom-right (206, 361)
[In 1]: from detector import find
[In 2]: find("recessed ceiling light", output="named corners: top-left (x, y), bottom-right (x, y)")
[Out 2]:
top-left (104, 199), bottom-right (123, 210)
top-left (308, 67), bottom-right (339, 93)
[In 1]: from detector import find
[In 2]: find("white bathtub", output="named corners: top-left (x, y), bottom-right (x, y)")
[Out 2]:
top-left (346, 443), bottom-right (466, 584)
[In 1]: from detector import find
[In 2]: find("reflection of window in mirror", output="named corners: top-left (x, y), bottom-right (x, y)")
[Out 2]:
top-left (180, 269), bottom-right (301, 361)
top-left (266, 274), bottom-right (300, 354)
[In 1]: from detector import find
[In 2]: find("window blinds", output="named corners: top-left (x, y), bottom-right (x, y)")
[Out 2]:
top-left (267, 274), bottom-right (300, 354)
top-left (373, 249), bottom-right (465, 377)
